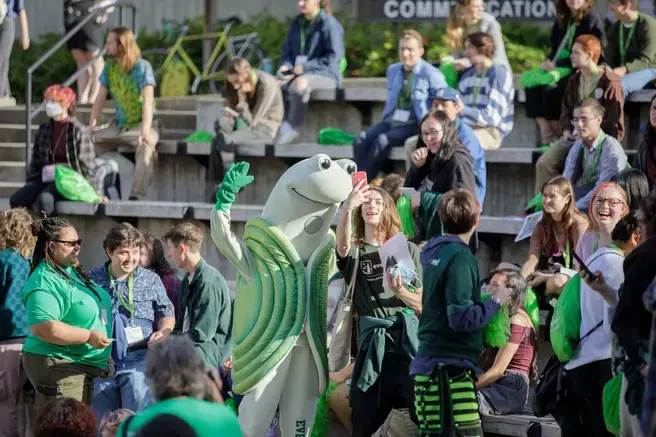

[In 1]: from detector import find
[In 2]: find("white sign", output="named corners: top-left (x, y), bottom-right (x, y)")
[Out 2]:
top-left (515, 211), bottom-right (543, 243)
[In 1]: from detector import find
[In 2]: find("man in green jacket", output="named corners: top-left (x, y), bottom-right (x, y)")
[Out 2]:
top-left (411, 189), bottom-right (510, 436)
top-left (607, 0), bottom-right (656, 97)
top-left (165, 222), bottom-right (232, 369)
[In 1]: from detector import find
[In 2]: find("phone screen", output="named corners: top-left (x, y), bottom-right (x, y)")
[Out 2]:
top-left (571, 250), bottom-right (595, 277)
top-left (352, 171), bottom-right (367, 187)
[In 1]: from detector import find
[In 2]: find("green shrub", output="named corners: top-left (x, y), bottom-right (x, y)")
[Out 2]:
top-left (10, 13), bottom-right (550, 102)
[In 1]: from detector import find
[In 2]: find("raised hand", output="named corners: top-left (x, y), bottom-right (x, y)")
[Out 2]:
top-left (215, 162), bottom-right (255, 211)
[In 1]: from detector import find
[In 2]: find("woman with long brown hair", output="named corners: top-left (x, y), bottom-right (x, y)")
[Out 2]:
top-left (521, 176), bottom-right (589, 296)
top-left (444, 0), bottom-right (511, 74)
top-left (524, 0), bottom-right (604, 145)
top-left (209, 57), bottom-right (283, 192)
top-left (0, 209), bottom-right (35, 437)
top-left (89, 26), bottom-right (159, 201)
top-left (335, 181), bottom-right (422, 435)
top-left (140, 233), bottom-right (181, 314)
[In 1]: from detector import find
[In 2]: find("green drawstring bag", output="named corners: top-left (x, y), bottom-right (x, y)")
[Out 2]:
top-left (54, 165), bottom-right (100, 203)
top-left (439, 61), bottom-right (459, 89)
top-left (183, 130), bottom-right (215, 143)
top-left (519, 49), bottom-right (573, 89)
top-left (396, 195), bottom-right (416, 240)
top-left (550, 274), bottom-right (581, 362)
top-left (602, 373), bottom-right (623, 435)
top-left (482, 289), bottom-right (540, 348)
top-left (526, 193), bottom-right (544, 215)
top-left (525, 287), bottom-right (540, 329)
top-left (339, 57), bottom-right (347, 74)
top-left (318, 128), bottom-right (356, 145)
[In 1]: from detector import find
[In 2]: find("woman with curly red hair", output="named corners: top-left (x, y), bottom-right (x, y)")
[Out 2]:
top-left (10, 85), bottom-right (121, 215)
top-left (34, 397), bottom-right (97, 437)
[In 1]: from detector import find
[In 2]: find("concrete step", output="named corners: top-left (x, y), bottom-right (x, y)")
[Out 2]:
top-left (1, 107), bottom-right (197, 131)
top-left (0, 124), bottom-right (193, 143)
top-left (0, 197), bottom-right (9, 211)
top-left (0, 161), bottom-right (26, 182)
top-left (0, 143), bottom-right (26, 161)
top-left (0, 181), bottom-right (22, 198)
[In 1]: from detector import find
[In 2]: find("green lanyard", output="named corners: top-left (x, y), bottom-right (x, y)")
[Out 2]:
top-left (471, 66), bottom-right (490, 106)
top-left (607, 242), bottom-right (622, 253)
top-left (565, 20), bottom-right (578, 51)
top-left (578, 68), bottom-right (599, 101)
top-left (594, 232), bottom-right (600, 252)
top-left (300, 16), bottom-right (317, 54)
top-left (397, 71), bottom-right (415, 108)
top-left (619, 21), bottom-right (637, 66)
top-left (582, 132), bottom-right (606, 185)
top-left (108, 265), bottom-right (134, 317)
top-left (552, 225), bottom-right (571, 269)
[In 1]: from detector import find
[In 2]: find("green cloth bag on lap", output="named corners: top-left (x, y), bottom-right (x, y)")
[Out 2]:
top-left (520, 48), bottom-right (573, 89)
top-left (550, 274), bottom-right (582, 362)
top-left (54, 165), bottom-right (100, 203)
top-left (602, 373), bottom-right (623, 435)
top-left (318, 128), bottom-right (356, 145)
top-left (439, 62), bottom-right (459, 89)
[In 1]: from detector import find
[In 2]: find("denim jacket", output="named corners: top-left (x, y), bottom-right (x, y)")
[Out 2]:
top-left (381, 59), bottom-right (447, 125)
top-left (279, 10), bottom-right (345, 85)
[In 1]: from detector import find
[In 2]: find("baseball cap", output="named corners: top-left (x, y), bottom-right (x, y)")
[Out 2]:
top-left (434, 87), bottom-right (461, 103)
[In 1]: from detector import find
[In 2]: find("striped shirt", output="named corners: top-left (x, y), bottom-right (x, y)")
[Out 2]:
top-left (458, 64), bottom-right (515, 138)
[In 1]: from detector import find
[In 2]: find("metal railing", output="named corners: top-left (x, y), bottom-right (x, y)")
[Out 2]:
top-left (24, 1), bottom-right (137, 174)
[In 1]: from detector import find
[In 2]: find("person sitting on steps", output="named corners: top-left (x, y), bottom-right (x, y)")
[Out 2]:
top-left (535, 34), bottom-right (625, 193)
top-left (352, 29), bottom-right (446, 182)
top-left (89, 26), bottom-right (159, 201)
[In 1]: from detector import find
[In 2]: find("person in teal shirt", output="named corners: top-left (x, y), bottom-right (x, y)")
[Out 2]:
top-left (118, 336), bottom-right (242, 437)
top-left (21, 217), bottom-right (113, 414)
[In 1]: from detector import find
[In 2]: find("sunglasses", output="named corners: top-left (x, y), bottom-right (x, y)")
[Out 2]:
top-left (54, 239), bottom-right (82, 248)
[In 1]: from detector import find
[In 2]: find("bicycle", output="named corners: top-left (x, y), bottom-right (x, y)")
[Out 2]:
top-left (142, 16), bottom-right (265, 95)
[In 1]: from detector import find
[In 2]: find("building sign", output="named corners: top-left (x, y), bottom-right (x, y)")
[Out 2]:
top-left (358, 0), bottom-right (556, 21)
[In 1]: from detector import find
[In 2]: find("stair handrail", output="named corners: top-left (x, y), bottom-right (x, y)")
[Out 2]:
top-left (24, 1), bottom-right (138, 176)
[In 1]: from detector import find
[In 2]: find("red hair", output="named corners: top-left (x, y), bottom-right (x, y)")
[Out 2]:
top-left (574, 34), bottom-right (601, 64)
top-left (588, 182), bottom-right (629, 230)
top-left (44, 85), bottom-right (77, 110)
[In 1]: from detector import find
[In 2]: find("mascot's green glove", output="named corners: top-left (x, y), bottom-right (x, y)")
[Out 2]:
top-left (214, 162), bottom-right (255, 211)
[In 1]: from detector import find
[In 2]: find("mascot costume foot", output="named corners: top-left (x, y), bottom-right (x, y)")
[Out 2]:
top-left (211, 155), bottom-right (355, 437)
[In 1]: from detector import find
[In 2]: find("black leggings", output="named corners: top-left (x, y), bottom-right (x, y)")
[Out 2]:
top-left (524, 76), bottom-right (569, 121)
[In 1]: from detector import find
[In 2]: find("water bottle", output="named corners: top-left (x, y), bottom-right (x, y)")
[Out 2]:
top-left (261, 58), bottom-right (274, 74)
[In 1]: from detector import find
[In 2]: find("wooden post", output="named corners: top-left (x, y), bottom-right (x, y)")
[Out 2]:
top-left (203, 0), bottom-right (214, 68)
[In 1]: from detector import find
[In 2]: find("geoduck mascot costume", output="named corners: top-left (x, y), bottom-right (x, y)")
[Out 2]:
top-left (210, 155), bottom-right (354, 437)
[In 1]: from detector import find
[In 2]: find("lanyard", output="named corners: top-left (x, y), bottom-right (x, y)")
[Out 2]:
top-left (582, 132), bottom-right (606, 184)
top-left (607, 242), bottom-right (622, 253)
top-left (471, 66), bottom-right (490, 106)
top-left (552, 225), bottom-right (571, 269)
top-left (398, 71), bottom-right (415, 108)
top-left (565, 19), bottom-right (578, 51)
top-left (594, 232), bottom-right (600, 252)
top-left (619, 21), bottom-right (637, 66)
top-left (108, 265), bottom-right (134, 317)
top-left (300, 16), bottom-right (317, 54)
top-left (578, 69), bottom-right (599, 101)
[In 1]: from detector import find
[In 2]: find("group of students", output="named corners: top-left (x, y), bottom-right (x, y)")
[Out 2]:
top-left (0, 211), bottom-right (239, 437)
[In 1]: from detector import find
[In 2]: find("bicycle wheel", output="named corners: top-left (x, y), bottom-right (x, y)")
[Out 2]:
top-left (142, 48), bottom-right (172, 76)
top-left (208, 52), bottom-right (230, 96)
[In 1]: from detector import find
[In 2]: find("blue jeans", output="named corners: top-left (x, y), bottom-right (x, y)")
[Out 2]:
top-left (352, 121), bottom-right (419, 181)
top-left (621, 68), bottom-right (656, 97)
top-left (92, 351), bottom-right (150, 428)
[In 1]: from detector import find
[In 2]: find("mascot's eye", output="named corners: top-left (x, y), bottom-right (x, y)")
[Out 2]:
top-left (346, 164), bottom-right (356, 175)
top-left (319, 157), bottom-right (331, 170)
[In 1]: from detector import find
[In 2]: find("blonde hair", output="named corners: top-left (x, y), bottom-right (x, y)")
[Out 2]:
top-left (400, 29), bottom-right (424, 49)
top-left (109, 27), bottom-right (141, 72)
top-left (0, 209), bottom-right (35, 259)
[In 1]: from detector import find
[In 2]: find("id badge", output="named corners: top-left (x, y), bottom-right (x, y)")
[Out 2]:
top-left (295, 55), bottom-right (308, 66)
top-left (124, 326), bottom-right (144, 346)
top-left (42, 165), bottom-right (56, 183)
top-left (392, 109), bottom-right (411, 123)
top-left (100, 308), bottom-right (108, 326)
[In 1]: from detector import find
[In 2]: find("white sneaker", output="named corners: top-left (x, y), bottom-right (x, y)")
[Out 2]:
top-left (0, 96), bottom-right (17, 107)
top-left (276, 123), bottom-right (299, 145)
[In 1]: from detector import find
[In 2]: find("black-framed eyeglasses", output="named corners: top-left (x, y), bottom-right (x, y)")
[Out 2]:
top-left (54, 239), bottom-right (82, 247)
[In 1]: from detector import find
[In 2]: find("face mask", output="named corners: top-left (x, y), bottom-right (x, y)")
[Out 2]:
top-left (45, 101), bottom-right (64, 118)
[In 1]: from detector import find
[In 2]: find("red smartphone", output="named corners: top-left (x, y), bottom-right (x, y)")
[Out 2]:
top-left (352, 171), bottom-right (367, 187)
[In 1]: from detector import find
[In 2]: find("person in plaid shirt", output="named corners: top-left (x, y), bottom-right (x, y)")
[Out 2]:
top-left (9, 85), bottom-right (120, 215)
top-left (0, 208), bottom-right (35, 437)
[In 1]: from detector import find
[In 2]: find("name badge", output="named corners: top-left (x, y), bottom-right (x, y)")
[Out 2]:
top-left (594, 88), bottom-right (604, 99)
top-left (42, 165), bottom-right (56, 183)
top-left (295, 55), bottom-right (308, 66)
top-left (124, 326), bottom-right (144, 346)
top-left (100, 308), bottom-right (108, 326)
top-left (392, 109), bottom-right (411, 123)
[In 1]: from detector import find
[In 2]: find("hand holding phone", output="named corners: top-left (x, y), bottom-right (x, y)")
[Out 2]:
top-left (351, 171), bottom-right (367, 188)
top-left (571, 250), bottom-right (595, 278)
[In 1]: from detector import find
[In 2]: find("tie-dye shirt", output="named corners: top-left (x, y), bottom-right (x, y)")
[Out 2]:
top-left (100, 58), bottom-right (156, 128)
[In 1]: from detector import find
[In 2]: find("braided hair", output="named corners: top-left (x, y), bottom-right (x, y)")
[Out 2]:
top-left (30, 217), bottom-right (95, 290)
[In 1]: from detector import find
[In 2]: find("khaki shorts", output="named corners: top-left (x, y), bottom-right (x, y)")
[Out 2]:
top-left (21, 353), bottom-right (104, 409)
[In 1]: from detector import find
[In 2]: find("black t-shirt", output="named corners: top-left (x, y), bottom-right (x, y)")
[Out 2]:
top-left (336, 241), bottom-right (422, 320)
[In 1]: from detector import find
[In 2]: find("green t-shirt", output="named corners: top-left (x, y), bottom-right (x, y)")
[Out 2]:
top-left (336, 241), bottom-right (422, 319)
top-left (118, 398), bottom-right (242, 437)
top-left (21, 262), bottom-right (113, 369)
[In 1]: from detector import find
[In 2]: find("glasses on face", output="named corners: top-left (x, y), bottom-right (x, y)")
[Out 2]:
top-left (593, 197), bottom-right (624, 208)
top-left (421, 129), bottom-right (442, 140)
top-left (571, 116), bottom-right (599, 125)
top-left (54, 239), bottom-right (82, 248)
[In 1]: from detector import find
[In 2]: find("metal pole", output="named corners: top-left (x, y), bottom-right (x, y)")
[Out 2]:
top-left (24, 72), bottom-right (31, 176)
top-left (204, 0), bottom-right (214, 67)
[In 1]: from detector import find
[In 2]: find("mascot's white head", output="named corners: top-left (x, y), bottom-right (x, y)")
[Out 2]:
top-left (261, 154), bottom-right (355, 260)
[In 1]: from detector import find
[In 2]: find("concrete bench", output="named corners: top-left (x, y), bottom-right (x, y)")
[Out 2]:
top-left (481, 409), bottom-right (560, 437)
